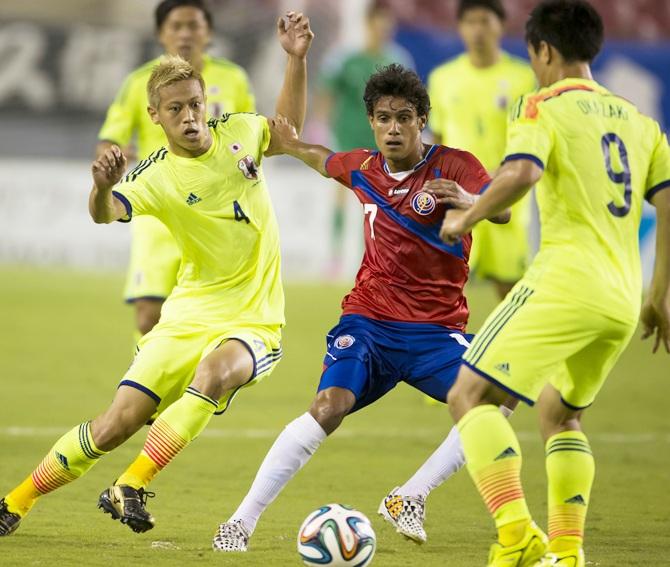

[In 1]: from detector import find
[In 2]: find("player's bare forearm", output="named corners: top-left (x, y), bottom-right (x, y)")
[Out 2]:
top-left (275, 55), bottom-right (308, 134)
top-left (89, 145), bottom-right (128, 224)
top-left (275, 12), bottom-right (313, 134)
top-left (283, 139), bottom-right (332, 177)
top-left (470, 194), bottom-right (511, 224)
top-left (89, 185), bottom-right (119, 224)
top-left (649, 188), bottom-right (670, 300)
top-left (463, 160), bottom-right (540, 227)
top-left (641, 188), bottom-right (670, 353)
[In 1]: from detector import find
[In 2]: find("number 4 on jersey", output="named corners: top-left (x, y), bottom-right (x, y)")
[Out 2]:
top-left (234, 200), bottom-right (250, 223)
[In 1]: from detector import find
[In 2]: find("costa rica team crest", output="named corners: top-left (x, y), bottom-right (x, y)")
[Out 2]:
top-left (238, 155), bottom-right (259, 180)
top-left (411, 191), bottom-right (436, 216)
top-left (334, 335), bottom-right (355, 349)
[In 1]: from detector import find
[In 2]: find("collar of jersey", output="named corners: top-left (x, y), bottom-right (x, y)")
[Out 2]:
top-left (382, 144), bottom-right (438, 177)
top-left (547, 77), bottom-right (603, 92)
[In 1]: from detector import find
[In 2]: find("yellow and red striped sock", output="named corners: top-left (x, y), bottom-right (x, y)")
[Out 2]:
top-left (5, 422), bottom-right (105, 516)
top-left (458, 404), bottom-right (531, 546)
top-left (116, 387), bottom-right (217, 489)
top-left (546, 431), bottom-right (594, 552)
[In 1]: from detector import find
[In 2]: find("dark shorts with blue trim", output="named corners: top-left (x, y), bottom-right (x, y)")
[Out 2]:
top-left (318, 314), bottom-right (473, 413)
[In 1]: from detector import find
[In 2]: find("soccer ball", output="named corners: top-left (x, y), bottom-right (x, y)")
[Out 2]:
top-left (297, 504), bottom-right (376, 566)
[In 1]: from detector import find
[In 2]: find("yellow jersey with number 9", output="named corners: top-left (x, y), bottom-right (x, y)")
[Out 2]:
top-left (504, 78), bottom-right (670, 323)
top-left (112, 113), bottom-right (284, 328)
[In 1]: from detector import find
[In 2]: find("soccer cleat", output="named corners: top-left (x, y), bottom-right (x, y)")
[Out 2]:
top-left (377, 487), bottom-right (427, 544)
top-left (97, 484), bottom-right (155, 533)
top-left (212, 519), bottom-right (251, 552)
top-left (487, 521), bottom-right (548, 566)
top-left (0, 499), bottom-right (22, 536)
top-left (534, 548), bottom-right (585, 567)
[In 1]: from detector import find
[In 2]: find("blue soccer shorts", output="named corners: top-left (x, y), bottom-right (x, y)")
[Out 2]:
top-left (317, 314), bottom-right (473, 413)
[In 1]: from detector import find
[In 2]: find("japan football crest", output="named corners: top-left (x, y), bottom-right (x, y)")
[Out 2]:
top-left (238, 155), bottom-right (259, 180)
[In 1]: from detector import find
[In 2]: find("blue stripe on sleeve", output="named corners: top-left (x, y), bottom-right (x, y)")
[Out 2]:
top-left (502, 153), bottom-right (545, 170)
top-left (645, 179), bottom-right (670, 202)
top-left (112, 190), bottom-right (133, 223)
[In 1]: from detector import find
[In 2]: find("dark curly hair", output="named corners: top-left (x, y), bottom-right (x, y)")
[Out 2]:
top-left (526, 0), bottom-right (603, 63)
top-left (363, 64), bottom-right (431, 118)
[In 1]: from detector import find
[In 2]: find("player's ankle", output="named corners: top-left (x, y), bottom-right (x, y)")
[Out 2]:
top-left (549, 535), bottom-right (582, 553)
top-left (498, 518), bottom-right (530, 547)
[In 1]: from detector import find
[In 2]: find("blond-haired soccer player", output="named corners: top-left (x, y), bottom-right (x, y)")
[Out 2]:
top-left (429, 0), bottom-right (536, 299)
top-left (441, 1), bottom-right (670, 566)
top-left (0, 13), bottom-right (313, 538)
top-left (98, 0), bottom-right (256, 338)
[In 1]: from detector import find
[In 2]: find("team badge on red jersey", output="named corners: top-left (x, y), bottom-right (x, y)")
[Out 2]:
top-left (411, 191), bottom-right (436, 215)
top-left (334, 335), bottom-right (355, 349)
top-left (238, 155), bottom-right (258, 180)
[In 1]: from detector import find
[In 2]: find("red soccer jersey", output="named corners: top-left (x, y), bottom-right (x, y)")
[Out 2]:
top-left (326, 144), bottom-right (491, 331)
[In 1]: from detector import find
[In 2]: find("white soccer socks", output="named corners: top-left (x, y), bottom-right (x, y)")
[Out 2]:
top-left (229, 412), bottom-right (326, 533)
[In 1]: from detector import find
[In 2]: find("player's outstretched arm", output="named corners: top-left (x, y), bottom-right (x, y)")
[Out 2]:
top-left (641, 187), bottom-right (670, 353)
top-left (423, 179), bottom-right (510, 224)
top-left (439, 158), bottom-right (542, 244)
top-left (89, 145), bottom-right (129, 224)
top-left (274, 11), bottom-right (314, 135)
top-left (265, 115), bottom-right (332, 176)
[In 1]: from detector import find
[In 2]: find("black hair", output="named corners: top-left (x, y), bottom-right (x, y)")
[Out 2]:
top-left (155, 0), bottom-right (213, 31)
top-left (457, 0), bottom-right (506, 21)
top-left (525, 0), bottom-right (603, 63)
top-left (363, 64), bottom-right (431, 117)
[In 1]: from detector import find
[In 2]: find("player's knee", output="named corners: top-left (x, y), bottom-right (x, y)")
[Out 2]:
top-left (91, 410), bottom-right (145, 451)
top-left (539, 411), bottom-right (583, 442)
top-left (193, 358), bottom-right (235, 401)
top-left (309, 388), bottom-right (355, 435)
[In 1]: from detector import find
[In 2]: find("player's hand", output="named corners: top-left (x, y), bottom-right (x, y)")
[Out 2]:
top-left (91, 145), bottom-right (127, 190)
top-left (277, 11), bottom-right (314, 58)
top-left (440, 208), bottom-right (472, 245)
top-left (640, 296), bottom-right (670, 354)
top-left (424, 179), bottom-right (475, 210)
top-left (266, 114), bottom-right (298, 156)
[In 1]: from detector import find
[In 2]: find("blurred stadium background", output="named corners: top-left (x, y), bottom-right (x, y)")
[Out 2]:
top-left (1, 1), bottom-right (668, 565)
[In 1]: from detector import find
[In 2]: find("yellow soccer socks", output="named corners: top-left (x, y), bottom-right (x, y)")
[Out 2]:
top-left (5, 421), bottom-right (106, 516)
top-left (458, 404), bottom-right (531, 546)
top-left (116, 387), bottom-right (217, 489)
top-left (545, 431), bottom-right (594, 553)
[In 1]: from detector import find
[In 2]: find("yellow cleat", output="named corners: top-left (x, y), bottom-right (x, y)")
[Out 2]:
top-left (534, 548), bottom-right (585, 567)
top-left (487, 522), bottom-right (548, 566)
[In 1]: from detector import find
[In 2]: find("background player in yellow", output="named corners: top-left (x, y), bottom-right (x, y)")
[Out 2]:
top-left (97, 0), bottom-right (255, 337)
top-left (440, 0), bottom-right (670, 565)
top-left (0, 12), bottom-right (313, 540)
top-left (428, 0), bottom-right (536, 299)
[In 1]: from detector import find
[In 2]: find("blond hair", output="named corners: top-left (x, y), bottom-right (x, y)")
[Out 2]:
top-left (146, 55), bottom-right (206, 108)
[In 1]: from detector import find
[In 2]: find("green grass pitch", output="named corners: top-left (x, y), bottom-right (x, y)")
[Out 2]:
top-left (1, 267), bottom-right (667, 566)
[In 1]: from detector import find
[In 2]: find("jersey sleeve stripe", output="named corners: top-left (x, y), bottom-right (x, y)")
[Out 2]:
top-left (324, 152), bottom-right (336, 175)
top-left (351, 171), bottom-right (464, 259)
top-left (479, 181), bottom-right (491, 194)
top-left (112, 190), bottom-right (133, 223)
top-left (502, 153), bottom-right (545, 170)
top-left (645, 179), bottom-right (670, 202)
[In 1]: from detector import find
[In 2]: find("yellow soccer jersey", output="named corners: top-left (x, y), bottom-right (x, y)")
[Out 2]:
top-left (99, 54), bottom-right (255, 160)
top-left (428, 52), bottom-right (536, 171)
top-left (112, 113), bottom-right (284, 327)
top-left (505, 78), bottom-right (670, 323)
